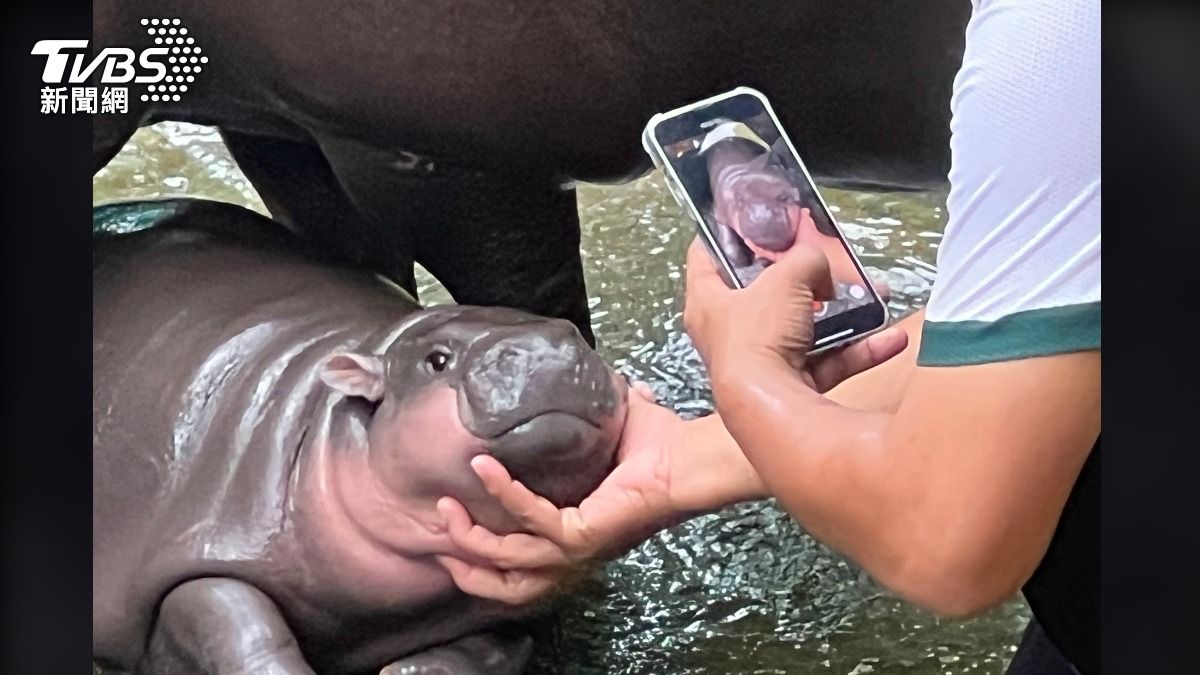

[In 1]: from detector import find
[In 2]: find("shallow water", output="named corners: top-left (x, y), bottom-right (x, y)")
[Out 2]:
top-left (93, 122), bottom-right (1029, 674)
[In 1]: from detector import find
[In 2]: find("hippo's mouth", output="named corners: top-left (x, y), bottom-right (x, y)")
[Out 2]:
top-left (479, 407), bottom-right (619, 508)
top-left (736, 202), bottom-right (798, 251)
top-left (483, 410), bottom-right (603, 459)
top-left (452, 323), bottom-right (628, 507)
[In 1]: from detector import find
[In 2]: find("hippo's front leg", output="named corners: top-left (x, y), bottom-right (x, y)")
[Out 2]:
top-left (379, 631), bottom-right (532, 675)
top-left (137, 578), bottom-right (315, 675)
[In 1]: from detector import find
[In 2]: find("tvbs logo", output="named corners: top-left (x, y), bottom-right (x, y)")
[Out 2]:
top-left (32, 18), bottom-right (206, 114)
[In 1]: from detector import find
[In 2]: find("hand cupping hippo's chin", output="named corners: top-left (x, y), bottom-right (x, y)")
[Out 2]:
top-left (92, 201), bottom-right (626, 675)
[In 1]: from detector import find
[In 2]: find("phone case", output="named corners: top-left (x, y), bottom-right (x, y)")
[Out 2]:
top-left (641, 87), bottom-right (890, 354)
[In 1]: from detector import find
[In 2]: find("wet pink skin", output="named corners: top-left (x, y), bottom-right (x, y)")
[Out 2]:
top-left (91, 208), bottom-right (632, 674)
top-left (294, 376), bottom-right (627, 613)
top-left (293, 386), bottom-right (483, 617)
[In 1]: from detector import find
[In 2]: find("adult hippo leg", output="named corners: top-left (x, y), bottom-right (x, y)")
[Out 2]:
top-left (220, 130), bottom-right (419, 297)
top-left (378, 631), bottom-right (533, 675)
top-left (318, 135), bottom-right (595, 346)
top-left (412, 174), bottom-right (593, 347)
top-left (137, 578), bottom-right (314, 675)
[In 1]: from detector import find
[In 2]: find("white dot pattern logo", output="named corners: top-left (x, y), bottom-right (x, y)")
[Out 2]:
top-left (140, 18), bottom-right (206, 104)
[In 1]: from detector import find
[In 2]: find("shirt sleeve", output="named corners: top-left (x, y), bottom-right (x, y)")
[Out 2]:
top-left (918, 0), bottom-right (1100, 367)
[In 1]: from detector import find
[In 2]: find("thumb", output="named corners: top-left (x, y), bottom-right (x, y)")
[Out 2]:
top-left (808, 325), bottom-right (910, 392)
top-left (756, 243), bottom-right (835, 301)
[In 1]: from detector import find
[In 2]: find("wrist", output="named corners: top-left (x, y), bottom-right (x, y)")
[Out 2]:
top-left (709, 351), bottom-right (824, 420)
top-left (708, 346), bottom-right (794, 389)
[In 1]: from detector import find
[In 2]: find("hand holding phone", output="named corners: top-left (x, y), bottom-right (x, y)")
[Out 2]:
top-left (642, 87), bottom-right (889, 353)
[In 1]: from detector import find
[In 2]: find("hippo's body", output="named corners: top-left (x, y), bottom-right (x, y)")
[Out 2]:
top-left (93, 199), bottom-right (627, 674)
top-left (91, 1), bottom-right (970, 343)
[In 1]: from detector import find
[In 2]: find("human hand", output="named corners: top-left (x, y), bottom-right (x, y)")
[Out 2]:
top-left (683, 237), bottom-right (907, 391)
top-left (435, 383), bottom-right (691, 605)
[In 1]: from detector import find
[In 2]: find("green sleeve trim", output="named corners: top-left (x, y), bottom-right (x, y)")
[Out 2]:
top-left (93, 199), bottom-right (186, 235)
top-left (917, 302), bottom-right (1101, 367)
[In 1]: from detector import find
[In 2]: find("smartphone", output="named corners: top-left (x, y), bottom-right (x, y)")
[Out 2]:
top-left (642, 86), bottom-right (889, 353)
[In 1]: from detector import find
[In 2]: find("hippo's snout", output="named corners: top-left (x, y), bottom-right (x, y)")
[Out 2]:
top-left (460, 321), bottom-right (616, 435)
top-left (740, 200), bottom-right (798, 251)
top-left (457, 319), bottom-right (625, 507)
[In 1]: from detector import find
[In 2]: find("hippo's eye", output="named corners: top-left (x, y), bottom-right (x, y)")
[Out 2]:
top-left (425, 348), bottom-right (452, 373)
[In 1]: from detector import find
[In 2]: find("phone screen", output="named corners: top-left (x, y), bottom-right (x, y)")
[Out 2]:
top-left (651, 90), bottom-right (887, 347)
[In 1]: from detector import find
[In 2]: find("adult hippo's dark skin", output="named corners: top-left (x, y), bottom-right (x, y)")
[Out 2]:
top-left (93, 199), bottom-right (628, 674)
top-left (93, 1), bottom-right (970, 343)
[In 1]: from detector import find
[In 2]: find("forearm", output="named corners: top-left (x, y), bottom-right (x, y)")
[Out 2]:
top-left (707, 352), bottom-right (1099, 617)
top-left (660, 382), bottom-right (908, 570)
top-left (667, 412), bottom-right (769, 514)
top-left (709, 359), bottom-right (911, 584)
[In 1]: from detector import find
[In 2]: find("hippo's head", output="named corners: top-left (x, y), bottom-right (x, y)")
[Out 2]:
top-left (724, 156), bottom-right (803, 252)
top-left (318, 306), bottom-right (627, 534)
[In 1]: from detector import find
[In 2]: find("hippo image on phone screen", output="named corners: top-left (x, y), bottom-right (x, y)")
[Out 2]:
top-left (666, 118), bottom-right (878, 318)
top-left (92, 199), bottom-right (628, 675)
top-left (702, 124), bottom-right (806, 269)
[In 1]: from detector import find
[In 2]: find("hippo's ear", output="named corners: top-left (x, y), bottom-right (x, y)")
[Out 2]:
top-left (747, 153), bottom-right (772, 170)
top-left (320, 352), bottom-right (385, 402)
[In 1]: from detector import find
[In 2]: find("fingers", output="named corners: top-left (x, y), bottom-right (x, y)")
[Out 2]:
top-left (809, 325), bottom-right (910, 392)
top-left (436, 555), bottom-right (558, 606)
top-left (437, 497), bottom-right (572, 569)
top-left (470, 455), bottom-right (567, 540)
top-left (629, 380), bottom-right (657, 403)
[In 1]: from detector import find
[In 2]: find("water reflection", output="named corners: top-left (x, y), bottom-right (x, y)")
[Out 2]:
top-left (93, 121), bottom-right (1028, 675)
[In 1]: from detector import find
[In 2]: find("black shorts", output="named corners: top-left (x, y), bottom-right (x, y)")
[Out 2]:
top-left (1005, 618), bottom-right (1080, 675)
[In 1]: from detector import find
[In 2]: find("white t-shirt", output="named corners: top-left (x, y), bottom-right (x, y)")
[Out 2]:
top-left (919, 0), bottom-right (1100, 366)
